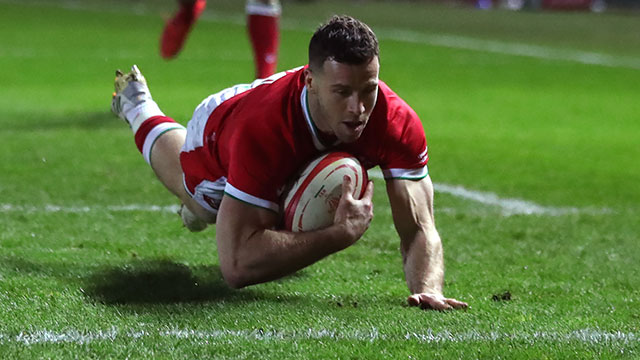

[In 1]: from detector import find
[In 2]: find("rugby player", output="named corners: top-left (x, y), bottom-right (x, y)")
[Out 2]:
top-left (161, 0), bottom-right (280, 79)
top-left (112, 15), bottom-right (467, 311)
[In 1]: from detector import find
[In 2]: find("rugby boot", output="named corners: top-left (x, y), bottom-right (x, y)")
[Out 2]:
top-left (111, 65), bottom-right (163, 131)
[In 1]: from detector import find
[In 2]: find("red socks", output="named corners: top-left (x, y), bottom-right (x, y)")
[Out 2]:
top-left (247, 8), bottom-right (280, 79)
top-left (160, 0), bottom-right (207, 59)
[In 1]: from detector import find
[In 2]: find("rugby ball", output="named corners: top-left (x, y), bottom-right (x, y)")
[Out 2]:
top-left (283, 152), bottom-right (368, 232)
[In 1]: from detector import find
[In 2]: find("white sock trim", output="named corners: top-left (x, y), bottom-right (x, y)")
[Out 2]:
top-left (246, 1), bottom-right (281, 17)
top-left (142, 123), bottom-right (186, 165)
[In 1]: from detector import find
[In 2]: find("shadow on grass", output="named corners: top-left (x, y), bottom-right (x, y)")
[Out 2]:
top-left (2, 111), bottom-right (121, 132)
top-left (0, 255), bottom-right (306, 306)
top-left (4, 255), bottom-right (397, 309)
top-left (83, 259), bottom-right (257, 305)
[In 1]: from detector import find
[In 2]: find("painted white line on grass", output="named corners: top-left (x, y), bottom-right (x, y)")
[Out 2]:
top-left (367, 169), bottom-right (607, 216)
top-left (0, 175), bottom-right (609, 217)
top-left (1, 0), bottom-right (639, 70)
top-left (1, 328), bottom-right (637, 346)
top-left (433, 183), bottom-right (578, 216)
top-left (0, 203), bottom-right (180, 214)
top-left (434, 184), bottom-right (610, 216)
top-left (380, 29), bottom-right (640, 70)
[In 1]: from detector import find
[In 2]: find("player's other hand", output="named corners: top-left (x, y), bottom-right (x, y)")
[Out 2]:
top-left (408, 293), bottom-right (468, 311)
top-left (333, 175), bottom-right (374, 245)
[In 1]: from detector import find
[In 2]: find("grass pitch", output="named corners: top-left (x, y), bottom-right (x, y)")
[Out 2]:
top-left (1, 0), bottom-right (639, 358)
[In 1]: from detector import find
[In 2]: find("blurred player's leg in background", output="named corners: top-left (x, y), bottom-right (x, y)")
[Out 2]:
top-left (160, 0), bottom-right (207, 59)
top-left (246, 0), bottom-right (281, 78)
top-left (160, 0), bottom-right (281, 79)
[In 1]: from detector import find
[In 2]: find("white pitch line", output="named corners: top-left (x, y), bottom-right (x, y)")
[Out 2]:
top-left (433, 183), bottom-right (611, 216)
top-left (0, 203), bottom-right (180, 214)
top-left (434, 183), bottom-right (578, 216)
top-left (367, 169), bottom-right (607, 216)
top-left (380, 29), bottom-right (640, 70)
top-left (1, 0), bottom-right (639, 70)
top-left (1, 328), bottom-right (637, 346)
top-left (0, 176), bottom-right (608, 217)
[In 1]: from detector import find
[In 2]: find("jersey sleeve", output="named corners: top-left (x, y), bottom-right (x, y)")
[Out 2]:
top-left (379, 99), bottom-right (429, 180)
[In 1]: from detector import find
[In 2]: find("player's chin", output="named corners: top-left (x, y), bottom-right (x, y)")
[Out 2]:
top-left (338, 124), bottom-right (365, 143)
top-left (338, 133), bottom-right (362, 144)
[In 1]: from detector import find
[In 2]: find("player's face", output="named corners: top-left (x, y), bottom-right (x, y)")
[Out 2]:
top-left (306, 57), bottom-right (379, 143)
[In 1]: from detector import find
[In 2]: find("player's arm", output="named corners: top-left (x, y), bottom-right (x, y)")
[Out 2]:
top-left (386, 175), bottom-right (467, 310)
top-left (216, 176), bottom-right (374, 289)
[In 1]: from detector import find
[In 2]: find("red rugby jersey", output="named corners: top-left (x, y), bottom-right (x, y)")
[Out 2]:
top-left (180, 66), bottom-right (429, 212)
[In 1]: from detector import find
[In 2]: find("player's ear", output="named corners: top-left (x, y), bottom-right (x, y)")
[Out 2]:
top-left (304, 68), bottom-right (315, 92)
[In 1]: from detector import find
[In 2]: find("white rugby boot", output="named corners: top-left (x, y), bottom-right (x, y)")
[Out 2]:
top-left (111, 65), bottom-right (164, 133)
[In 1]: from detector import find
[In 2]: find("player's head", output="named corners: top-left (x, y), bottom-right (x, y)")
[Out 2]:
top-left (304, 16), bottom-right (380, 144)
top-left (308, 15), bottom-right (379, 72)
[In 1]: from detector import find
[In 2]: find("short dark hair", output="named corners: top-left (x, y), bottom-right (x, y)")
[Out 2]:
top-left (308, 15), bottom-right (379, 71)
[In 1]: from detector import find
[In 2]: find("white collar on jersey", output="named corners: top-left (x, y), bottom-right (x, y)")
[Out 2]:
top-left (300, 85), bottom-right (341, 151)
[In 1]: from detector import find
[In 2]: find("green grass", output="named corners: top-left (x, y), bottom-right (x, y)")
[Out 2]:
top-left (1, 0), bottom-right (639, 358)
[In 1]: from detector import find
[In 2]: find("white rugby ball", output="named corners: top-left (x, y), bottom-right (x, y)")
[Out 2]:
top-left (283, 152), bottom-right (368, 232)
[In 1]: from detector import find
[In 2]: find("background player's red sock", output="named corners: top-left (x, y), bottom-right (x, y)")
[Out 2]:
top-left (246, 2), bottom-right (281, 79)
top-left (160, 0), bottom-right (207, 59)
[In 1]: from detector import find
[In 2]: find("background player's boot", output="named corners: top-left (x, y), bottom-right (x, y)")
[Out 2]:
top-left (160, 0), bottom-right (207, 59)
top-left (111, 65), bottom-right (164, 132)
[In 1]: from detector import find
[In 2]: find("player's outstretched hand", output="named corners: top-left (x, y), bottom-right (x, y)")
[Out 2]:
top-left (408, 293), bottom-right (468, 311)
top-left (333, 175), bottom-right (374, 245)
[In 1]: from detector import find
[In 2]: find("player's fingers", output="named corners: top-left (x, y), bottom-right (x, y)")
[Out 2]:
top-left (407, 294), bottom-right (421, 306)
top-left (444, 298), bottom-right (469, 309)
top-left (115, 69), bottom-right (124, 76)
top-left (361, 180), bottom-right (374, 202)
top-left (341, 175), bottom-right (354, 200)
